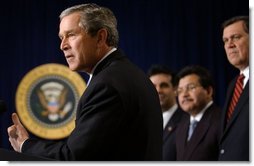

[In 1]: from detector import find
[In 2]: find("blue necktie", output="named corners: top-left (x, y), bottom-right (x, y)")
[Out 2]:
top-left (187, 120), bottom-right (198, 141)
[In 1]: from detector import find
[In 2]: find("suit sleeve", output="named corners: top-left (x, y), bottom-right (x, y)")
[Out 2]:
top-left (22, 83), bottom-right (124, 160)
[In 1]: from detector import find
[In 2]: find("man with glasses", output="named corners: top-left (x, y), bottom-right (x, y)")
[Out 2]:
top-left (175, 65), bottom-right (221, 161)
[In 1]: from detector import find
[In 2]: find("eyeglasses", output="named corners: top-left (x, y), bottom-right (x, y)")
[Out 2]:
top-left (175, 83), bottom-right (202, 96)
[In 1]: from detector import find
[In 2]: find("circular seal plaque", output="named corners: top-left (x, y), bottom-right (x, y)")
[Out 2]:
top-left (15, 63), bottom-right (86, 140)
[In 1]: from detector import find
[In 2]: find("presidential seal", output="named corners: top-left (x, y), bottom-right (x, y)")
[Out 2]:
top-left (15, 63), bottom-right (86, 140)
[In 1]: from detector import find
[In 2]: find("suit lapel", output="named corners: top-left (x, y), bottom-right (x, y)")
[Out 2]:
top-left (221, 77), bottom-right (237, 130)
top-left (93, 49), bottom-right (124, 77)
top-left (177, 120), bottom-right (189, 159)
top-left (76, 49), bottom-right (125, 118)
top-left (163, 109), bottom-right (182, 141)
top-left (184, 105), bottom-right (214, 160)
top-left (223, 81), bottom-right (249, 134)
top-left (163, 121), bottom-right (174, 141)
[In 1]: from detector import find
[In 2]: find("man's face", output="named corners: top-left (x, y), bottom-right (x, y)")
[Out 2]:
top-left (150, 74), bottom-right (176, 112)
top-left (223, 21), bottom-right (249, 71)
top-left (58, 13), bottom-right (99, 73)
top-left (177, 74), bottom-right (212, 116)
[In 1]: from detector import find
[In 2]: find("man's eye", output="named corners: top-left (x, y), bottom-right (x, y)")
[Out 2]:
top-left (160, 83), bottom-right (169, 88)
top-left (58, 35), bottom-right (63, 40)
top-left (223, 38), bottom-right (228, 44)
top-left (232, 35), bottom-right (240, 40)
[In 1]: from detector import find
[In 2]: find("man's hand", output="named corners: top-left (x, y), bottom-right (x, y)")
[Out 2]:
top-left (7, 113), bottom-right (29, 152)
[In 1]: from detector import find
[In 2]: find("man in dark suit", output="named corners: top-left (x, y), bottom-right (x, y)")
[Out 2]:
top-left (148, 65), bottom-right (185, 161)
top-left (7, 3), bottom-right (163, 161)
top-left (219, 16), bottom-right (249, 161)
top-left (175, 65), bottom-right (221, 161)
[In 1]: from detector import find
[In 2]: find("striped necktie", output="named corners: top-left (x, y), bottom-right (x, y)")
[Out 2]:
top-left (227, 74), bottom-right (245, 122)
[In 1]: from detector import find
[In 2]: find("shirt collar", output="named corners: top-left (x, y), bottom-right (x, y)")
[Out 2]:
top-left (162, 104), bottom-right (178, 129)
top-left (240, 66), bottom-right (249, 87)
top-left (190, 100), bottom-right (213, 122)
top-left (86, 48), bottom-right (117, 86)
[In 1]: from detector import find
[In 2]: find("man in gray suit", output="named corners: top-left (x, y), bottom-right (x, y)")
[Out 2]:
top-left (7, 3), bottom-right (162, 160)
top-left (219, 16), bottom-right (249, 161)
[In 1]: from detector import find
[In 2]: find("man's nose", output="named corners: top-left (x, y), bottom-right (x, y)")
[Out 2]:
top-left (226, 39), bottom-right (235, 48)
top-left (60, 39), bottom-right (69, 51)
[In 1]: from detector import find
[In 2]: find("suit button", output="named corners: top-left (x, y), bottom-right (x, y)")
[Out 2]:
top-left (220, 149), bottom-right (225, 154)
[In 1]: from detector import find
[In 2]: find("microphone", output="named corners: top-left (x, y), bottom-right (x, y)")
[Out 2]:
top-left (0, 100), bottom-right (7, 113)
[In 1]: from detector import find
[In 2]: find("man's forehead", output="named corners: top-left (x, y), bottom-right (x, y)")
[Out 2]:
top-left (223, 21), bottom-right (245, 35)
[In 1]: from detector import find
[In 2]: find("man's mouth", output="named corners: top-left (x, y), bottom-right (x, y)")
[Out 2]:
top-left (65, 54), bottom-right (74, 61)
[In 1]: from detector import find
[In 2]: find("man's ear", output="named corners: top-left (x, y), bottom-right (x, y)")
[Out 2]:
top-left (97, 28), bottom-right (108, 46)
top-left (206, 86), bottom-right (214, 98)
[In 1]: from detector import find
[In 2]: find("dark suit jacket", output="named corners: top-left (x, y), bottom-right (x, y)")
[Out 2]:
top-left (22, 49), bottom-right (163, 161)
top-left (219, 78), bottom-right (249, 161)
top-left (162, 108), bottom-right (185, 161)
top-left (176, 103), bottom-right (221, 161)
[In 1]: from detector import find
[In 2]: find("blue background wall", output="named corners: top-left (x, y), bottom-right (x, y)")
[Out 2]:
top-left (0, 0), bottom-right (248, 149)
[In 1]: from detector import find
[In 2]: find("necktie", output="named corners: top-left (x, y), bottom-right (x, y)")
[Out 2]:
top-left (187, 120), bottom-right (198, 141)
top-left (227, 74), bottom-right (245, 122)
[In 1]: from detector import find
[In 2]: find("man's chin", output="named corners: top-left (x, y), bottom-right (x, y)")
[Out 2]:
top-left (67, 64), bottom-right (78, 71)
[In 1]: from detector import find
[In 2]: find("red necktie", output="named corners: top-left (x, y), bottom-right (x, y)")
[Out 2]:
top-left (227, 74), bottom-right (245, 122)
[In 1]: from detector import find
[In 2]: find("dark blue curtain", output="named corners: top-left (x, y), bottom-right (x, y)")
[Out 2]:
top-left (0, 0), bottom-right (248, 149)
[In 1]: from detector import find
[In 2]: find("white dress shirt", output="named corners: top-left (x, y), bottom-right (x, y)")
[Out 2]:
top-left (241, 66), bottom-right (249, 88)
top-left (162, 104), bottom-right (178, 129)
top-left (189, 101), bottom-right (213, 123)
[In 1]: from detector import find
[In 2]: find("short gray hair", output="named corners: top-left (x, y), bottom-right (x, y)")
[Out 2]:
top-left (60, 3), bottom-right (119, 47)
